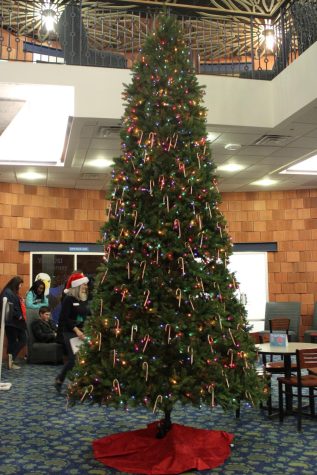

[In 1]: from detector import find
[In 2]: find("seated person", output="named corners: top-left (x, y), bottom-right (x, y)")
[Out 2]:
top-left (26, 279), bottom-right (49, 309)
top-left (31, 306), bottom-right (58, 343)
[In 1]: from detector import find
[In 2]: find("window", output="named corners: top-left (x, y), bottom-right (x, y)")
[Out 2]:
top-left (228, 252), bottom-right (268, 332)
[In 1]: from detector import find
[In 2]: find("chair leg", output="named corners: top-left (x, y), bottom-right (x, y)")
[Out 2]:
top-left (278, 380), bottom-right (284, 422)
top-left (267, 391), bottom-right (272, 416)
top-left (309, 387), bottom-right (315, 416)
top-left (297, 390), bottom-right (302, 432)
top-left (235, 405), bottom-right (240, 419)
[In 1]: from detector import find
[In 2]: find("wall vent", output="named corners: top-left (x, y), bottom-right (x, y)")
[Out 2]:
top-left (253, 134), bottom-right (292, 146)
top-left (98, 126), bottom-right (121, 138)
top-left (80, 173), bottom-right (102, 180)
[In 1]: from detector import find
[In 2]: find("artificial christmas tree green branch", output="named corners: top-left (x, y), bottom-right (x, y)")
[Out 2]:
top-left (68, 12), bottom-right (266, 436)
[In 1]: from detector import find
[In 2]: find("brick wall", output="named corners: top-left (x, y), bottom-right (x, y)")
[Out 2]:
top-left (220, 189), bottom-right (317, 337)
top-left (0, 183), bottom-right (316, 338)
top-left (0, 183), bottom-right (105, 290)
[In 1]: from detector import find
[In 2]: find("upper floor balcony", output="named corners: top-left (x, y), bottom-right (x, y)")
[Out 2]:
top-left (1, 0), bottom-right (317, 80)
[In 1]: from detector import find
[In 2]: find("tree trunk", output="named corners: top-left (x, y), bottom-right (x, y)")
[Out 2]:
top-left (156, 409), bottom-right (172, 439)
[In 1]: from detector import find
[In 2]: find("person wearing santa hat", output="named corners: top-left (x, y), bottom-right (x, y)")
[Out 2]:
top-left (54, 272), bottom-right (91, 393)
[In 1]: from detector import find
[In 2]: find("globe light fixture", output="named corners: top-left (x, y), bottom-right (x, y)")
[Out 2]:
top-left (263, 20), bottom-right (275, 51)
top-left (41, 1), bottom-right (59, 32)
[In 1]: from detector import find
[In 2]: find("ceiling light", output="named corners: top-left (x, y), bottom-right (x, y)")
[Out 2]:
top-left (262, 20), bottom-right (275, 51)
top-left (217, 164), bottom-right (245, 172)
top-left (224, 143), bottom-right (242, 151)
top-left (19, 172), bottom-right (45, 180)
top-left (41, 1), bottom-right (59, 32)
top-left (207, 132), bottom-right (220, 142)
top-left (0, 85), bottom-right (74, 166)
top-left (252, 178), bottom-right (278, 186)
top-left (89, 158), bottom-right (114, 168)
top-left (280, 154), bottom-right (317, 175)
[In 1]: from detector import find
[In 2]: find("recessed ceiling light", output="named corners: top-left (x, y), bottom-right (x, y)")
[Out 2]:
top-left (89, 158), bottom-right (114, 168)
top-left (280, 154), bottom-right (317, 175)
top-left (224, 143), bottom-right (242, 151)
top-left (252, 178), bottom-right (278, 186)
top-left (217, 163), bottom-right (245, 172)
top-left (207, 132), bottom-right (219, 142)
top-left (19, 171), bottom-right (45, 180)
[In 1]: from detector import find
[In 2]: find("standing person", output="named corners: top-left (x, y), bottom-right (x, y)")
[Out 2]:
top-left (25, 279), bottom-right (49, 310)
top-left (32, 306), bottom-right (57, 343)
top-left (54, 272), bottom-right (90, 392)
top-left (0, 276), bottom-right (27, 369)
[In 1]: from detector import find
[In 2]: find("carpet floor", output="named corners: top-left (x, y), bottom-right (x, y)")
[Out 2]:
top-left (0, 362), bottom-right (316, 475)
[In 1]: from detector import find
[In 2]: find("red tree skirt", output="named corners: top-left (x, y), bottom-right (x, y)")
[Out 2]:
top-left (93, 422), bottom-right (234, 474)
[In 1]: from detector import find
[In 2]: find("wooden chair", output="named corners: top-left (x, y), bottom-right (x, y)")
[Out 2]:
top-left (269, 318), bottom-right (290, 337)
top-left (278, 348), bottom-right (317, 431)
top-left (259, 302), bottom-right (301, 342)
top-left (259, 329), bottom-right (297, 379)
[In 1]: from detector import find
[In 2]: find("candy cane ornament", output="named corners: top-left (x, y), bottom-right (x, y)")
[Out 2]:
top-left (142, 361), bottom-right (149, 382)
top-left (165, 324), bottom-right (172, 344)
top-left (113, 379), bottom-right (121, 396)
top-left (100, 270), bottom-right (108, 285)
top-left (130, 324), bottom-right (138, 342)
top-left (175, 288), bottom-right (182, 307)
top-left (152, 394), bottom-right (163, 413)
top-left (135, 222), bottom-right (144, 237)
top-left (143, 290), bottom-right (150, 307)
top-left (142, 334), bottom-right (150, 353)
top-left (189, 295), bottom-right (195, 311)
top-left (227, 348), bottom-right (234, 367)
top-left (80, 384), bottom-right (94, 402)
top-left (178, 257), bottom-right (185, 275)
top-left (132, 210), bottom-right (138, 227)
top-left (140, 261), bottom-right (147, 280)
top-left (208, 384), bottom-right (215, 407)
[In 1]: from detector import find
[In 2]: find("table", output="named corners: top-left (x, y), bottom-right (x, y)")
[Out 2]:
top-left (256, 342), bottom-right (317, 412)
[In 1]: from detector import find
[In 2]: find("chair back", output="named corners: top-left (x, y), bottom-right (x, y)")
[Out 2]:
top-left (296, 348), bottom-right (317, 372)
top-left (259, 333), bottom-right (270, 344)
top-left (264, 302), bottom-right (300, 341)
top-left (312, 302), bottom-right (317, 328)
top-left (269, 318), bottom-right (290, 334)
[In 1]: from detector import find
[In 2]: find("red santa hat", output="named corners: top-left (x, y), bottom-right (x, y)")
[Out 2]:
top-left (64, 272), bottom-right (89, 293)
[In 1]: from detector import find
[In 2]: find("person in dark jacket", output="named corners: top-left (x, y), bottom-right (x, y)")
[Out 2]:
top-left (0, 276), bottom-right (27, 369)
top-left (31, 306), bottom-right (57, 343)
top-left (54, 272), bottom-right (90, 392)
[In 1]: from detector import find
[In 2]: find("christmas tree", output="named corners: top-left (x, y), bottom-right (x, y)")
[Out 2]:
top-left (68, 13), bottom-right (266, 434)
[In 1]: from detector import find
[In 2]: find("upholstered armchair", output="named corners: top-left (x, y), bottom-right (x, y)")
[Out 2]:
top-left (304, 302), bottom-right (317, 342)
top-left (26, 309), bottom-right (64, 364)
top-left (259, 302), bottom-right (301, 342)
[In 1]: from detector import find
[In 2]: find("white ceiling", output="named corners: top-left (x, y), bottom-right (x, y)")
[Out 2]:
top-left (1, 85), bottom-right (317, 193)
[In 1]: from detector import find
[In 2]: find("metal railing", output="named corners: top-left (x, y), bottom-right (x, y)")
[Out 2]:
top-left (0, 0), bottom-right (316, 80)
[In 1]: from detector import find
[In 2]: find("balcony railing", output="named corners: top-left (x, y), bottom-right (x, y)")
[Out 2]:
top-left (0, 0), bottom-right (317, 80)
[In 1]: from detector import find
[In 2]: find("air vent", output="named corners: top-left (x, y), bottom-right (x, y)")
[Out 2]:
top-left (80, 173), bottom-right (102, 180)
top-left (253, 135), bottom-right (292, 146)
top-left (98, 126), bottom-right (121, 138)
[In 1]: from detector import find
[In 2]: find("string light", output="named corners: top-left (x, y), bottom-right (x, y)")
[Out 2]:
top-left (68, 13), bottom-right (266, 415)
